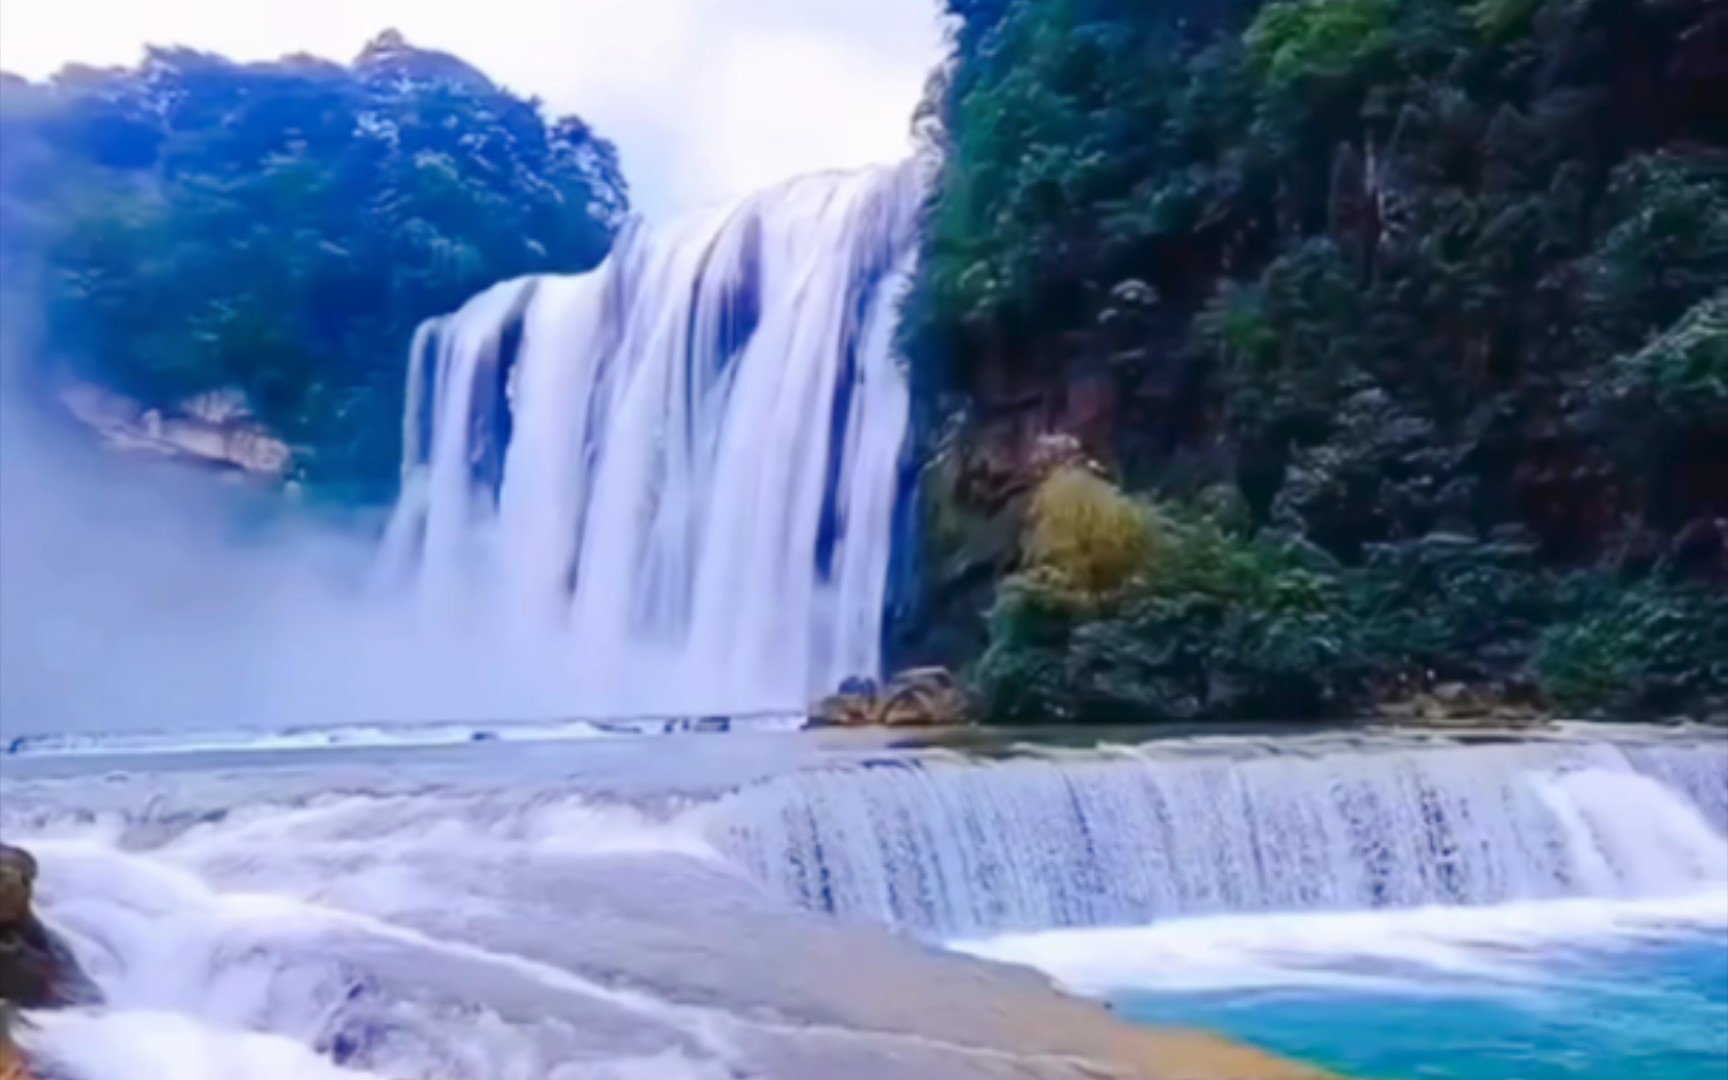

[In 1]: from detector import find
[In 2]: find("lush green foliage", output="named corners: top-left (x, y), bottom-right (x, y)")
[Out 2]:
top-left (1246, 0), bottom-right (1393, 85)
top-left (0, 32), bottom-right (628, 501)
top-left (980, 482), bottom-right (1361, 723)
top-left (1535, 579), bottom-right (1728, 716)
top-left (913, 0), bottom-right (1728, 720)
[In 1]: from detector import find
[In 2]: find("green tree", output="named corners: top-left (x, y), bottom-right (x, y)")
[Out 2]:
top-left (0, 31), bottom-right (629, 502)
top-left (910, 0), bottom-right (1728, 722)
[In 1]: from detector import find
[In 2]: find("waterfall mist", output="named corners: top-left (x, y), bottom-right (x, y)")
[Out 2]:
top-left (0, 381), bottom-right (557, 739)
top-left (0, 162), bottom-right (922, 739)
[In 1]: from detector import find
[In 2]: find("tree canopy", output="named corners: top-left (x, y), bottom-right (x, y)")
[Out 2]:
top-left (907, 0), bottom-right (1728, 720)
top-left (0, 30), bottom-right (629, 502)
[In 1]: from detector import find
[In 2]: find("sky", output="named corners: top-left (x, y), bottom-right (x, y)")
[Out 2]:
top-left (0, 0), bottom-right (947, 219)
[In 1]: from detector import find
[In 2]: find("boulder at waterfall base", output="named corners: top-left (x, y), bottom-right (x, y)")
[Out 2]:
top-left (0, 844), bottom-right (101, 1010)
top-left (812, 668), bottom-right (969, 728)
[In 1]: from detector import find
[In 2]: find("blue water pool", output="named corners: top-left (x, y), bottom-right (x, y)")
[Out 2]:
top-left (1115, 933), bottom-right (1727, 1079)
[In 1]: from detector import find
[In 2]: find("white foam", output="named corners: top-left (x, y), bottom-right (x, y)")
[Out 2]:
top-left (23, 794), bottom-right (722, 940)
top-left (159, 792), bottom-right (724, 873)
top-left (24, 1009), bottom-right (736, 1080)
top-left (952, 893), bottom-right (1728, 996)
top-left (19, 835), bottom-right (741, 1080)
top-left (25, 1010), bottom-right (389, 1080)
top-left (3, 719), bottom-right (622, 759)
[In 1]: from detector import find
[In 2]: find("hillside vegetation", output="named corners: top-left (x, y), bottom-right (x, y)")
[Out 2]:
top-left (904, 0), bottom-right (1727, 721)
top-left (0, 31), bottom-right (628, 501)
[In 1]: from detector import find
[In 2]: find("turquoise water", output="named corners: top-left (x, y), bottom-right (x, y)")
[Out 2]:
top-left (1115, 934), bottom-right (1728, 1079)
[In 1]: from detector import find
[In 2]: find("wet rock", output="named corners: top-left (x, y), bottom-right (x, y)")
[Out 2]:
top-left (878, 667), bottom-right (969, 727)
top-left (0, 844), bottom-right (102, 1011)
top-left (812, 667), bottom-right (968, 728)
top-left (1, 1007), bottom-right (24, 1080)
top-left (1376, 683), bottom-right (1547, 727)
top-left (811, 690), bottom-right (880, 728)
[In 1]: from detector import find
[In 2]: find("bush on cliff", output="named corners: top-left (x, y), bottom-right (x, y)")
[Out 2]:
top-left (977, 472), bottom-right (1363, 723)
top-left (1023, 465), bottom-right (1153, 602)
top-left (1535, 580), bottom-right (1728, 717)
top-left (978, 473), bottom-right (1728, 722)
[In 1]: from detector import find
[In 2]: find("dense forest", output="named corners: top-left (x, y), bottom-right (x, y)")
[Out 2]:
top-left (900, 0), bottom-right (1727, 721)
top-left (1, 9), bottom-right (1721, 723)
top-left (0, 31), bottom-right (628, 501)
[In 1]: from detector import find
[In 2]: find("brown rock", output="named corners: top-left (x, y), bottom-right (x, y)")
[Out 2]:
top-left (812, 668), bottom-right (970, 729)
top-left (0, 843), bottom-right (102, 1011)
top-left (1377, 683), bottom-right (1547, 728)
top-left (0, 849), bottom-right (34, 928)
top-left (878, 667), bottom-right (969, 727)
top-left (811, 691), bottom-right (882, 728)
top-left (0, 1041), bottom-right (27, 1080)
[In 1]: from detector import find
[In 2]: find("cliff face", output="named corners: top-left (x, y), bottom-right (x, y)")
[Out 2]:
top-left (898, 0), bottom-right (1728, 721)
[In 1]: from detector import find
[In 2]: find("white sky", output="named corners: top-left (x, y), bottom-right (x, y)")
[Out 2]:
top-left (0, 0), bottom-right (947, 218)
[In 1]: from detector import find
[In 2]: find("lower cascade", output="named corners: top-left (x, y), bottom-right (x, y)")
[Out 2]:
top-left (378, 163), bottom-right (923, 715)
top-left (700, 738), bottom-right (1728, 938)
top-left (4, 733), bottom-right (1723, 1080)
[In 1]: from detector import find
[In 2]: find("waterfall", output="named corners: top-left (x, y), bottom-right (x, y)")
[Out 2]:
top-left (379, 164), bottom-right (923, 715)
top-left (698, 738), bottom-right (1728, 938)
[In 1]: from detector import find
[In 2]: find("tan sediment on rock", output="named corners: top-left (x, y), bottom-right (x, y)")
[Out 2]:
top-left (1089, 1028), bottom-right (1336, 1079)
top-left (737, 919), bottom-right (1337, 1079)
top-left (922, 983), bottom-right (1334, 1079)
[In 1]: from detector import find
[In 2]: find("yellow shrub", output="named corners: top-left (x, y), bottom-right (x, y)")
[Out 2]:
top-left (1024, 466), bottom-right (1153, 602)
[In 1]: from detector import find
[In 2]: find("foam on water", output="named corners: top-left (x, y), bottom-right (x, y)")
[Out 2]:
top-left (2, 713), bottom-right (815, 760)
top-left (7, 734), bottom-right (1725, 1078)
top-left (3, 720), bottom-right (618, 759)
top-left (26, 1009), bottom-right (733, 1080)
top-left (952, 893), bottom-right (1728, 996)
top-left (28, 1011), bottom-right (389, 1080)
top-left (14, 808), bottom-right (740, 1080)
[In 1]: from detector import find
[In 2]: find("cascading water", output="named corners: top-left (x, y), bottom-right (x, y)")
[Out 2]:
top-left (377, 163), bottom-right (923, 716)
top-left (698, 738), bottom-right (1728, 938)
top-left (7, 732), bottom-right (1725, 1079)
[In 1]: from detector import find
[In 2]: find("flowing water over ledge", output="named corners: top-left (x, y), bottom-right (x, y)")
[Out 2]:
top-left (3, 725), bottom-right (1723, 1079)
top-left (701, 736), bottom-right (1727, 937)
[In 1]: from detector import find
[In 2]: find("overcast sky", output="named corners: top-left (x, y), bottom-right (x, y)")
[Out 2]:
top-left (0, 0), bottom-right (947, 218)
